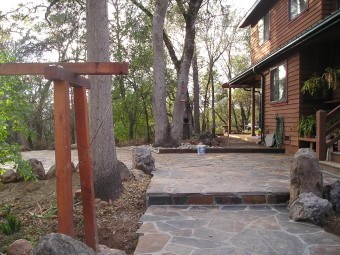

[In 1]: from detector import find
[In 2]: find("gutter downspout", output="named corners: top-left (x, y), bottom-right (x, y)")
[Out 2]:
top-left (252, 66), bottom-right (265, 144)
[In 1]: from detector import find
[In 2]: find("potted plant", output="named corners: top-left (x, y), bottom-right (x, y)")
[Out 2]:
top-left (298, 115), bottom-right (316, 138)
top-left (301, 73), bottom-right (333, 100)
top-left (323, 67), bottom-right (335, 88)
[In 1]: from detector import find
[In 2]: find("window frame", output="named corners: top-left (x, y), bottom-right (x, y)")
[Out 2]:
top-left (289, 0), bottom-right (308, 20)
top-left (258, 12), bottom-right (270, 45)
top-left (270, 62), bottom-right (288, 103)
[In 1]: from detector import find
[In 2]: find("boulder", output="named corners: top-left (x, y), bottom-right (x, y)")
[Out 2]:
top-left (117, 160), bottom-right (132, 181)
top-left (323, 180), bottom-right (340, 213)
top-left (97, 244), bottom-right (127, 255)
top-left (132, 148), bottom-right (155, 175)
top-left (30, 233), bottom-right (95, 255)
top-left (46, 162), bottom-right (76, 179)
top-left (131, 169), bottom-right (150, 181)
top-left (28, 158), bottom-right (45, 180)
top-left (1, 169), bottom-right (17, 183)
top-left (289, 192), bottom-right (333, 226)
top-left (289, 148), bottom-right (323, 206)
top-left (8, 239), bottom-right (33, 255)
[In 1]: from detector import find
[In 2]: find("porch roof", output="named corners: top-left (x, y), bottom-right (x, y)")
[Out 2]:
top-left (223, 10), bottom-right (340, 89)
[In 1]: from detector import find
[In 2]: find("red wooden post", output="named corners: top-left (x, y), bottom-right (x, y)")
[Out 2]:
top-left (73, 87), bottom-right (98, 251)
top-left (316, 110), bottom-right (327, 160)
top-left (53, 80), bottom-right (74, 236)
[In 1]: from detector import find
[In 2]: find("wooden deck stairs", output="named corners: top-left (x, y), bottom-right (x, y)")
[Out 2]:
top-left (320, 151), bottom-right (340, 177)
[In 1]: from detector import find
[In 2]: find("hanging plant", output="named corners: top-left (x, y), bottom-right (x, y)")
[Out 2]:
top-left (301, 73), bottom-right (331, 98)
top-left (323, 67), bottom-right (335, 89)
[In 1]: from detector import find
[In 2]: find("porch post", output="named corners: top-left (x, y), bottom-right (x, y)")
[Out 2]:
top-left (53, 80), bottom-right (74, 236)
top-left (316, 110), bottom-right (327, 160)
top-left (251, 86), bottom-right (256, 136)
top-left (228, 87), bottom-right (232, 135)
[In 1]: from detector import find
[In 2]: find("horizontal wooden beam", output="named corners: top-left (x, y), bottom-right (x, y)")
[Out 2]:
top-left (0, 62), bottom-right (128, 76)
top-left (44, 66), bottom-right (91, 89)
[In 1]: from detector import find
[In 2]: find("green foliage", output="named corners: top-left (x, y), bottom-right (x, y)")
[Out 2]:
top-left (0, 49), bottom-right (34, 180)
top-left (0, 206), bottom-right (21, 235)
top-left (301, 74), bottom-right (329, 97)
top-left (298, 115), bottom-right (316, 137)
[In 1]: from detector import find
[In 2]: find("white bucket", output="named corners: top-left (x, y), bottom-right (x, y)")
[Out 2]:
top-left (197, 145), bottom-right (207, 154)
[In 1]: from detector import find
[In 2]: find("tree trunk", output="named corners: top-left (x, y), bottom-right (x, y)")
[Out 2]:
top-left (192, 48), bottom-right (200, 134)
top-left (152, 0), bottom-right (170, 147)
top-left (211, 67), bottom-right (216, 135)
top-left (86, 0), bottom-right (123, 201)
top-left (171, 0), bottom-right (202, 144)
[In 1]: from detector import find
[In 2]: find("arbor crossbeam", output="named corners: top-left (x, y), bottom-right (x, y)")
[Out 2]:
top-left (0, 62), bottom-right (128, 76)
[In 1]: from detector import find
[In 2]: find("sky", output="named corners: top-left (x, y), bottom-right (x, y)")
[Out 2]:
top-left (2, 0), bottom-right (256, 14)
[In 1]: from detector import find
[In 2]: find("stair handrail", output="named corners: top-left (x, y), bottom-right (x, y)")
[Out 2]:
top-left (316, 104), bottom-right (340, 160)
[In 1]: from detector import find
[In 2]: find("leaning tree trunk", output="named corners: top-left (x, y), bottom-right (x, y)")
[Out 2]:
top-left (152, 0), bottom-right (170, 147)
top-left (171, 0), bottom-right (203, 145)
top-left (86, 0), bottom-right (123, 201)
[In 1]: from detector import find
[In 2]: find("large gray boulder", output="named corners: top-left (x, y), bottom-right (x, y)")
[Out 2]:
top-left (289, 192), bottom-right (333, 226)
top-left (289, 148), bottom-right (323, 206)
top-left (8, 239), bottom-right (33, 255)
top-left (132, 148), bottom-right (155, 175)
top-left (28, 158), bottom-right (46, 180)
top-left (323, 180), bottom-right (340, 213)
top-left (30, 233), bottom-right (95, 255)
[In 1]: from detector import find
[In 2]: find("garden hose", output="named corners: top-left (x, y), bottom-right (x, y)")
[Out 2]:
top-left (275, 115), bottom-right (284, 148)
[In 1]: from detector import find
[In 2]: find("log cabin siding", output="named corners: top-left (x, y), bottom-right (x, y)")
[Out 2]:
top-left (250, 0), bottom-right (337, 63)
top-left (263, 53), bottom-right (300, 152)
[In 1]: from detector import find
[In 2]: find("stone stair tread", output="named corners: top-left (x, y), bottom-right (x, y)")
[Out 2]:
top-left (320, 160), bottom-right (340, 168)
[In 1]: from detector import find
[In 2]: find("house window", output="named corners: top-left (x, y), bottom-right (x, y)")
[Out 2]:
top-left (258, 12), bottom-right (270, 45)
top-left (290, 0), bottom-right (307, 20)
top-left (270, 63), bottom-right (287, 102)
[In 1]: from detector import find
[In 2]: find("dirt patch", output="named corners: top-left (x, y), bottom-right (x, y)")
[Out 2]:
top-left (0, 172), bottom-right (150, 254)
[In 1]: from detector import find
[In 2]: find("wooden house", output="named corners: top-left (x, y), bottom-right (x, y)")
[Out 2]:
top-left (223, 0), bottom-right (340, 162)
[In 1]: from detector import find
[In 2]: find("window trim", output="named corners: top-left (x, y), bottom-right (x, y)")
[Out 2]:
top-left (258, 12), bottom-right (270, 45)
top-left (289, 0), bottom-right (308, 21)
top-left (270, 62), bottom-right (288, 103)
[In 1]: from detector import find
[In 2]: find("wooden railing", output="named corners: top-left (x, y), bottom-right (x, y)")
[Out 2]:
top-left (316, 104), bottom-right (340, 160)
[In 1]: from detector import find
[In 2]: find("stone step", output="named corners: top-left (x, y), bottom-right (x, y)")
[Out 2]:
top-left (331, 151), bottom-right (340, 163)
top-left (158, 147), bottom-right (285, 154)
top-left (320, 160), bottom-right (340, 177)
top-left (146, 192), bottom-right (289, 206)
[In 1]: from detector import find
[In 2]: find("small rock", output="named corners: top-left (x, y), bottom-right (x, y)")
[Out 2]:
top-left (131, 169), bottom-right (150, 181)
top-left (97, 244), bottom-right (127, 255)
top-left (8, 239), bottom-right (33, 255)
top-left (323, 180), bottom-right (340, 212)
top-left (31, 233), bottom-right (95, 255)
top-left (117, 160), bottom-right (132, 181)
top-left (28, 158), bottom-right (46, 180)
top-left (46, 162), bottom-right (76, 179)
top-left (1, 169), bottom-right (17, 183)
top-left (19, 146), bottom-right (31, 152)
top-left (74, 189), bottom-right (82, 200)
top-left (289, 148), bottom-right (323, 206)
top-left (132, 148), bottom-right (155, 175)
top-left (95, 198), bottom-right (101, 203)
top-left (99, 200), bottom-right (108, 207)
top-left (46, 165), bottom-right (56, 180)
top-left (289, 192), bottom-right (334, 226)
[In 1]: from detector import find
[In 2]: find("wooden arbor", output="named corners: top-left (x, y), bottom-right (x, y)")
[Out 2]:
top-left (0, 62), bottom-right (128, 251)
